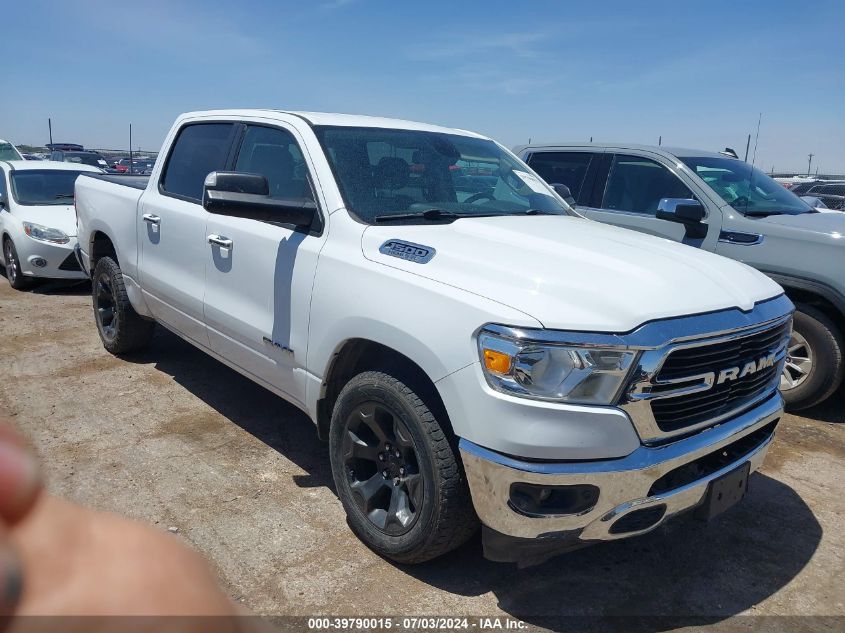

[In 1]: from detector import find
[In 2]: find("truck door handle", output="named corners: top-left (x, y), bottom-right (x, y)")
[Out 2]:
top-left (142, 214), bottom-right (160, 225)
top-left (207, 235), bottom-right (233, 249)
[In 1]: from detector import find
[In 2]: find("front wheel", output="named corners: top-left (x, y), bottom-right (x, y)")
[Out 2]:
top-left (3, 238), bottom-right (34, 290)
top-left (780, 304), bottom-right (844, 410)
top-left (92, 256), bottom-right (155, 354)
top-left (329, 370), bottom-right (478, 564)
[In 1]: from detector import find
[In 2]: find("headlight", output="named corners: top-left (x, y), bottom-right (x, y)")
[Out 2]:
top-left (22, 222), bottom-right (69, 244)
top-left (478, 327), bottom-right (638, 404)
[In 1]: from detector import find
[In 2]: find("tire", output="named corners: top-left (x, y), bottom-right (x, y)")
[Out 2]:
top-left (3, 237), bottom-right (35, 290)
top-left (92, 256), bottom-right (155, 354)
top-left (780, 304), bottom-right (844, 411)
top-left (329, 370), bottom-right (478, 564)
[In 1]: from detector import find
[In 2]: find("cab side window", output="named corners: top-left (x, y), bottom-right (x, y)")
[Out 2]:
top-left (602, 154), bottom-right (692, 215)
top-left (526, 152), bottom-right (594, 200)
top-left (161, 123), bottom-right (236, 202)
top-left (0, 169), bottom-right (7, 204)
top-left (234, 125), bottom-right (314, 201)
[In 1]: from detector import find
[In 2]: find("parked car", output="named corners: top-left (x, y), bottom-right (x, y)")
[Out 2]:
top-left (804, 182), bottom-right (845, 210)
top-left (0, 139), bottom-right (24, 161)
top-left (0, 160), bottom-right (102, 289)
top-left (75, 110), bottom-right (791, 565)
top-left (50, 150), bottom-right (110, 170)
top-left (21, 153), bottom-right (42, 161)
top-left (786, 179), bottom-right (824, 195)
top-left (516, 142), bottom-right (844, 410)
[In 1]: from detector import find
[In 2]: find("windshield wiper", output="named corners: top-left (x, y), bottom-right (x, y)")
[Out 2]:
top-left (375, 209), bottom-right (490, 223)
top-left (54, 194), bottom-right (74, 199)
top-left (374, 208), bottom-right (561, 223)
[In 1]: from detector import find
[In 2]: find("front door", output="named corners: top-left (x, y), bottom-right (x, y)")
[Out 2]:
top-left (203, 123), bottom-right (324, 405)
top-left (578, 152), bottom-right (722, 250)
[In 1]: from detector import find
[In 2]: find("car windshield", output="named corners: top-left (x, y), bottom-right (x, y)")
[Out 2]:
top-left (681, 156), bottom-right (812, 216)
top-left (314, 126), bottom-right (569, 223)
top-left (63, 153), bottom-right (106, 167)
top-left (10, 170), bottom-right (87, 205)
top-left (0, 143), bottom-right (22, 161)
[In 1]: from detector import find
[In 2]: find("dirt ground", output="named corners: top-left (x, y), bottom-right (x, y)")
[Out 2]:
top-left (1, 276), bottom-right (843, 631)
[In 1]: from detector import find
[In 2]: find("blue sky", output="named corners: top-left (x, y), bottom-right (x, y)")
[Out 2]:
top-left (2, 0), bottom-right (843, 173)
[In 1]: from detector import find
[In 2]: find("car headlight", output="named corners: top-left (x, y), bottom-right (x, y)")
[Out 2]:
top-left (22, 222), bottom-right (70, 244)
top-left (478, 327), bottom-right (638, 404)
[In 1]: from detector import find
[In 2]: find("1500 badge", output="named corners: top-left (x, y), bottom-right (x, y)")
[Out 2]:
top-left (379, 240), bottom-right (436, 264)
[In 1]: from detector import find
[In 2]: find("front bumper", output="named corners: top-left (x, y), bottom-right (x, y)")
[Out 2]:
top-left (460, 392), bottom-right (782, 559)
top-left (16, 235), bottom-right (87, 280)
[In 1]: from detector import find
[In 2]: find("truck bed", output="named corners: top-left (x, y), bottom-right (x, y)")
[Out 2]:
top-left (82, 173), bottom-right (150, 190)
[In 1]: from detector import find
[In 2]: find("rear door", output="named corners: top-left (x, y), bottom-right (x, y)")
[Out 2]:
top-left (203, 122), bottom-right (325, 405)
top-left (523, 150), bottom-right (601, 206)
top-left (577, 151), bottom-right (722, 249)
top-left (139, 122), bottom-right (238, 346)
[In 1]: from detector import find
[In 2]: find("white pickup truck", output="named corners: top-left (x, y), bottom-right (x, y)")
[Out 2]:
top-left (74, 110), bottom-right (793, 565)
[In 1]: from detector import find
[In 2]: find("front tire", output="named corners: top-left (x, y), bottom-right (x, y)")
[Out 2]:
top-left (92, 256), bottom-right (155, 354)
top-left (3, 237), bottom-right (34, 290)
top-left (780, 304), bottom-right (844, 410)
top-left (329, 370), bottom-right (478, 564)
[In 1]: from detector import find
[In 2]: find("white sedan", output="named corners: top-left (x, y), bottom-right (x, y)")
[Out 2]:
top-left (1, 160), bottom-right (102, 289)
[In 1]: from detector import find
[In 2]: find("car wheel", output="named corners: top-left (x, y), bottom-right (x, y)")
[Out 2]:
top-left (92, 256), bottom-right (155, 354)
top-left (780, 304), bottom-right (844, 410)
top-left (329, 370), bottom-right (478, 563)
top-left (3, 237), bottom-right (35, 290)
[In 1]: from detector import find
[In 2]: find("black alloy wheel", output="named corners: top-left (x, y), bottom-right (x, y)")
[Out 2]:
top-left (342, 401), bottom-right (423, 536)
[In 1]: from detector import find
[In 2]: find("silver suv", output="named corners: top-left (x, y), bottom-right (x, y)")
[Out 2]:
top-left (514, 143), bottom-right (844, 410)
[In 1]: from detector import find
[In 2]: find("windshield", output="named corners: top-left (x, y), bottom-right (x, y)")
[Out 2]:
top-left (314, 126), bottom-right (569, 223)
top-left (0, 143), bottom-right (23, 161)
top-left (64, 153), bottom-right (107, 168)
top-left (681, 156), bottom-right (812, 216)
top-left (10, 170), bottom-right (87, 205)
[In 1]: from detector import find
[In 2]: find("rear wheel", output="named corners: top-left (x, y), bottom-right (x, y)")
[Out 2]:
top-left (92, 256), bottom-right (155, 354)
top-left (329, 370), bottom-right (478, 563)
top-left (780, 304), bottom-right (844, 410)
top-left (3, 237), bottom-right (34, 290)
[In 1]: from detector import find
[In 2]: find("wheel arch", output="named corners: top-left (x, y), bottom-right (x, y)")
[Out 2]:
top-left (89, 230), bottom-right (119, 270)
top-left (772, 275), bottom-right (845, 335)
top-left (316, 338), bottom-right (454, 444)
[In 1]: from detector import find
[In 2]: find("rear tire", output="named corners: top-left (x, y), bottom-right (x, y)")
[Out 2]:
top-left (92, 256), bottom-right (155, 354)
top-left (3, 237), bottom-right (35, 290)
top-left (329, 370), bottom-right (478, 564)
top-left (780, 304), bottom-right (844, 410)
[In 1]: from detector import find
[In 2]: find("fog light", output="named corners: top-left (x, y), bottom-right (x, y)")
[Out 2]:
top-left (509, 483), bottom-right (599, 517)
top-left (30, 257), bottom-right (47, 268)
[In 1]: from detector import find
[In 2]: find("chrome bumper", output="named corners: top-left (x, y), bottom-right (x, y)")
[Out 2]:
top-left (460, 392), bottom-right (782, 543)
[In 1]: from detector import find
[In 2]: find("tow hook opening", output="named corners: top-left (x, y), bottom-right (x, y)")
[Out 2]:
top-left (508, 483), bottom-right (600, 517)
top-left (609, 504), bottom-right (667, 534)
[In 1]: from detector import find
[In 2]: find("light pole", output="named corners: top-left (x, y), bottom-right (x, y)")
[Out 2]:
top-left (807, 153), bottom-right (814, 176)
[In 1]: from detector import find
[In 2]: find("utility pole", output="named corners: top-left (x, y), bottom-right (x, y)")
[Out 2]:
top-left (129, 124), bottom-right (133, 175)
top-left (658, 135), bottom-right (662, 146)
top-left (807, 153), bottom-right (814, 176)
top-left (48, 118), bottom-right (53, 147)
top-left (744, 134), bottom-right (751, 162)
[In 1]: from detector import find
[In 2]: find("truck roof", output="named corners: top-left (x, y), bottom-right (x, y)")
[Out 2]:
top-left (512, 142), bottom-right (729, 160)
top-left (178, 109), bottom-right (487, 139)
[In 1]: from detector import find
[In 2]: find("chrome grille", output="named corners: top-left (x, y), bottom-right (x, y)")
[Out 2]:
top-left (651, 321), bottom-right (790, 432)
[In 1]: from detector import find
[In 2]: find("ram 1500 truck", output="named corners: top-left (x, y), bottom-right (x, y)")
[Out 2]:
top-left (75, 110), bottom-right (793, 565)
top-left (515, 142), bottom-right (844, 411)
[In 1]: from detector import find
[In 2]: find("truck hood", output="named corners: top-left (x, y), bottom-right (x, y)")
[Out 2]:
top-left (361, 215), bottom-right (782, 332)
top-left (756, 210), bottom-right (845, 237)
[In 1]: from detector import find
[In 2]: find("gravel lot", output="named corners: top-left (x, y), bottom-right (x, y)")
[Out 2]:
top-left (1, 276), bottom-right (843, 630)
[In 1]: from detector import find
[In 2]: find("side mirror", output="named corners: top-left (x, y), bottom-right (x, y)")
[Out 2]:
top-left (202, 171), bottom-right (317, 227)
top-left (550, 183), bottom-right (576, 206)
top-left (656, 198), bottom-right (707, 238)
